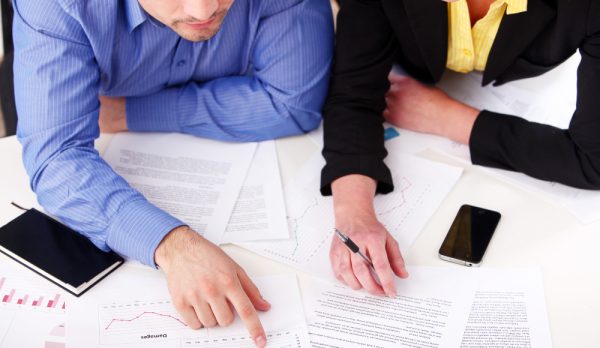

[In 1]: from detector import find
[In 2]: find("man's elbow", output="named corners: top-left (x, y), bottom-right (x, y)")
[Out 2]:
top-left (273, 101), bottom-right (322, 137)
top-left (286, 107), bottom-right (322, 136)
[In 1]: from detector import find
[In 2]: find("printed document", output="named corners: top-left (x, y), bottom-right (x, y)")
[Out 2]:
top-left (222, 141), bottom-right (289, 243)
top-left (67, 266), bottom-right (311, 348)
top-left (303, 267), bottom-right (552, 348)
top-left (239, 153), bottom-right (462, 282)
top-left (103, 132), bottom-right (257, 244)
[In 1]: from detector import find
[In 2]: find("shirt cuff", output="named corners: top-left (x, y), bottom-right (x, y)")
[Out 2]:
top-left (105, 198), bottom-right (184, 267)
top-left (469, 110), bottom-right (514, 170)
top-left (320, 154), bottom-right (394, 196)
top-left (126, 89), bottom-right (182, 133)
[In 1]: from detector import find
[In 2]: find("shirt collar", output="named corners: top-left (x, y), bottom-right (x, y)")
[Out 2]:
top-left (124, 0), bottom-right (166, 32)
top-left (124, 0), bottom-right (147, 32)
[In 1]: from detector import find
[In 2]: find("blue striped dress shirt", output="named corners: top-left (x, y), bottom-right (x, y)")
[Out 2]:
top-left (12, 0), bottom-right (333, 266)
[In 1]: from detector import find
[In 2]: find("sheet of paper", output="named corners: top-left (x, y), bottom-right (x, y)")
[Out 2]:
top-left (475, 166), bottom-right (600, 224)
top-left (302, 267), bottom-right (552, 348)
top-left (238, 153), bottom-right (463, 282)
top-left (302, 267), bottom-right (474, 348)
top-left (0, 262), bottom-right (67, 348)
top-left (222, 141), bottom-right (289, 243)
top-left (459, 268), bottom-right (553, 348)
top-left (103, 132), bottom-right (257, 244)
top-left (67, 266), bottom-right (311, 348)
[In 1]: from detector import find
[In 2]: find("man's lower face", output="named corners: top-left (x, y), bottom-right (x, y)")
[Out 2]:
top-left (172, 9), bottom-right (229, 42)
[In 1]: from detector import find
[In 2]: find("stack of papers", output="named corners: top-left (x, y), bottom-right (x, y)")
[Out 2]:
top-left (1, 252), bottom-right (555, 348)
top-left (101, 130), bottom-right (464, 283)
top-left (103, 133), bottom-right (288, 244)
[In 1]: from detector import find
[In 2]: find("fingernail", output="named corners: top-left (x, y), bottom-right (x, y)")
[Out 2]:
top-left (402, 266), bottom-right (409, 277)
top-left (254, 335), bottom-right (266, 348)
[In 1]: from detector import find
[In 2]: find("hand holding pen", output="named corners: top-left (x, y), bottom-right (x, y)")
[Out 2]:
top-left (334, 228), bottom-right (382, 285)
top-left (331, 225), bottom-right (409, 297)
top-left (329, 175), bottom-right (409, 297)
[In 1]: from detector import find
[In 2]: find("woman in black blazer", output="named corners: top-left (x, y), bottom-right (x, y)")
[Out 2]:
top-left (322, 0), bottom-right (600, 296)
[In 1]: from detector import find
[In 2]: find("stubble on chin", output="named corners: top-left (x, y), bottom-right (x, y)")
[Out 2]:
top-left (171, 10), bottom-right (228, 42)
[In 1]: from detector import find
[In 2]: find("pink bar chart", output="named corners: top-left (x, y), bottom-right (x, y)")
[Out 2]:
top-left (0, 274), bottom-right (65, 312)
top-left (2, 289), bottom-right (15, 303)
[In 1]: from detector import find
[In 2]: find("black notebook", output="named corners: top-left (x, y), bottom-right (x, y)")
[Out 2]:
top-left (0, 209), bottom-right (124, 297)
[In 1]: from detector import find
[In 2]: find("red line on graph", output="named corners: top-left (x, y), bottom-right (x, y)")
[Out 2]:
top-left (104, 311), bottom-right (188, 330)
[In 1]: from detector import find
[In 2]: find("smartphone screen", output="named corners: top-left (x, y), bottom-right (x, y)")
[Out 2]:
top-left (439, 205), bottom-right (501, 266)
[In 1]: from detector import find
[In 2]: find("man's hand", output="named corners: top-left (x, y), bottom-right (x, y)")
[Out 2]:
top-left (330, 175), bottom-right (409, 297)
top-left (384, 74), bottom-right (479, 144)
top-left (155, 226), bottom-right (270, 348)
top-left (98, 96), bottom-right (128, 133)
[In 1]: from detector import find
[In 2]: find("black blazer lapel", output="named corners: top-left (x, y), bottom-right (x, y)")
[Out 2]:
top-left (483, 0), bottom-right (556, 85)
top-left (396, 0), bottom-right (448, 82)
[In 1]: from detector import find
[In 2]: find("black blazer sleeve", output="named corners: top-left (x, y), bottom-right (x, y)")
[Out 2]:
top-left (320, 0), bottom-right (398, 195)
top-left (470, 2), bottom-right (600, 189)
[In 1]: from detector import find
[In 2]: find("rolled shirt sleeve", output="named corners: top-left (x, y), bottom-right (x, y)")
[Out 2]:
top-left (13, 0), bottom-right (183, 266)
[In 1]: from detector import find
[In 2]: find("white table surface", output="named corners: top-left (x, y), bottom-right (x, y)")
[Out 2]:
top-left (1, 131), bottom-right (598, 347)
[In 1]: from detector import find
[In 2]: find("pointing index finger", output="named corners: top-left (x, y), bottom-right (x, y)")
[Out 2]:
top-left (228, 284), bottom-right (267, 348)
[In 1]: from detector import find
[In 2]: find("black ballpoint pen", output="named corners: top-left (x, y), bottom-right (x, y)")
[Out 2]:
top-left (334, 228), bottom-right (375, 270)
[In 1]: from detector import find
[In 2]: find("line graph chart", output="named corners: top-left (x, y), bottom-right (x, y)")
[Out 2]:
top-left (98, 299), bottom-right (188, 345)
top-left (68, 275), bottom-right (312, 347)
top-left (238, 152), bottom-right (462, 282)
top-left (104, 310), bottom-right (187, 330)
top-left (245, 172), bottom-right (334, 268)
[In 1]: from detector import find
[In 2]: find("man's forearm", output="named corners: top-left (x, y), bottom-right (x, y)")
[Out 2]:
top-left (125, 76), bottom-right (322, 142)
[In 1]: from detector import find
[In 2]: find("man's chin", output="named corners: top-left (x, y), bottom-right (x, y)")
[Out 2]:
top-left (176, 28), bottom-right (219, 42)
top-left (173, 16), bottom-right (226, 42)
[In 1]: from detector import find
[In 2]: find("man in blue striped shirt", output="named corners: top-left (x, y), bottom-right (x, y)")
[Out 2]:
top-left (13, 0), bottom-right (333, 345)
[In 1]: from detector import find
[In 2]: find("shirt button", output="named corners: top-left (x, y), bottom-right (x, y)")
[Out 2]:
top-left (463, 49), bottom-right (472, 56)
top-left (176, 60), bottom-right (187, 67)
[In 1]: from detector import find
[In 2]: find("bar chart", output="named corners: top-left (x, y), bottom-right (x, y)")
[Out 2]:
top-left (0, 274), bottom-right (65, 312)
top-left (0, 268), bottom-right (67, 348)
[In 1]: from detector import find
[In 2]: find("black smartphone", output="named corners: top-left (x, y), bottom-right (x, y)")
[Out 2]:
top-left (438, 205), bottom-right (501, 267)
